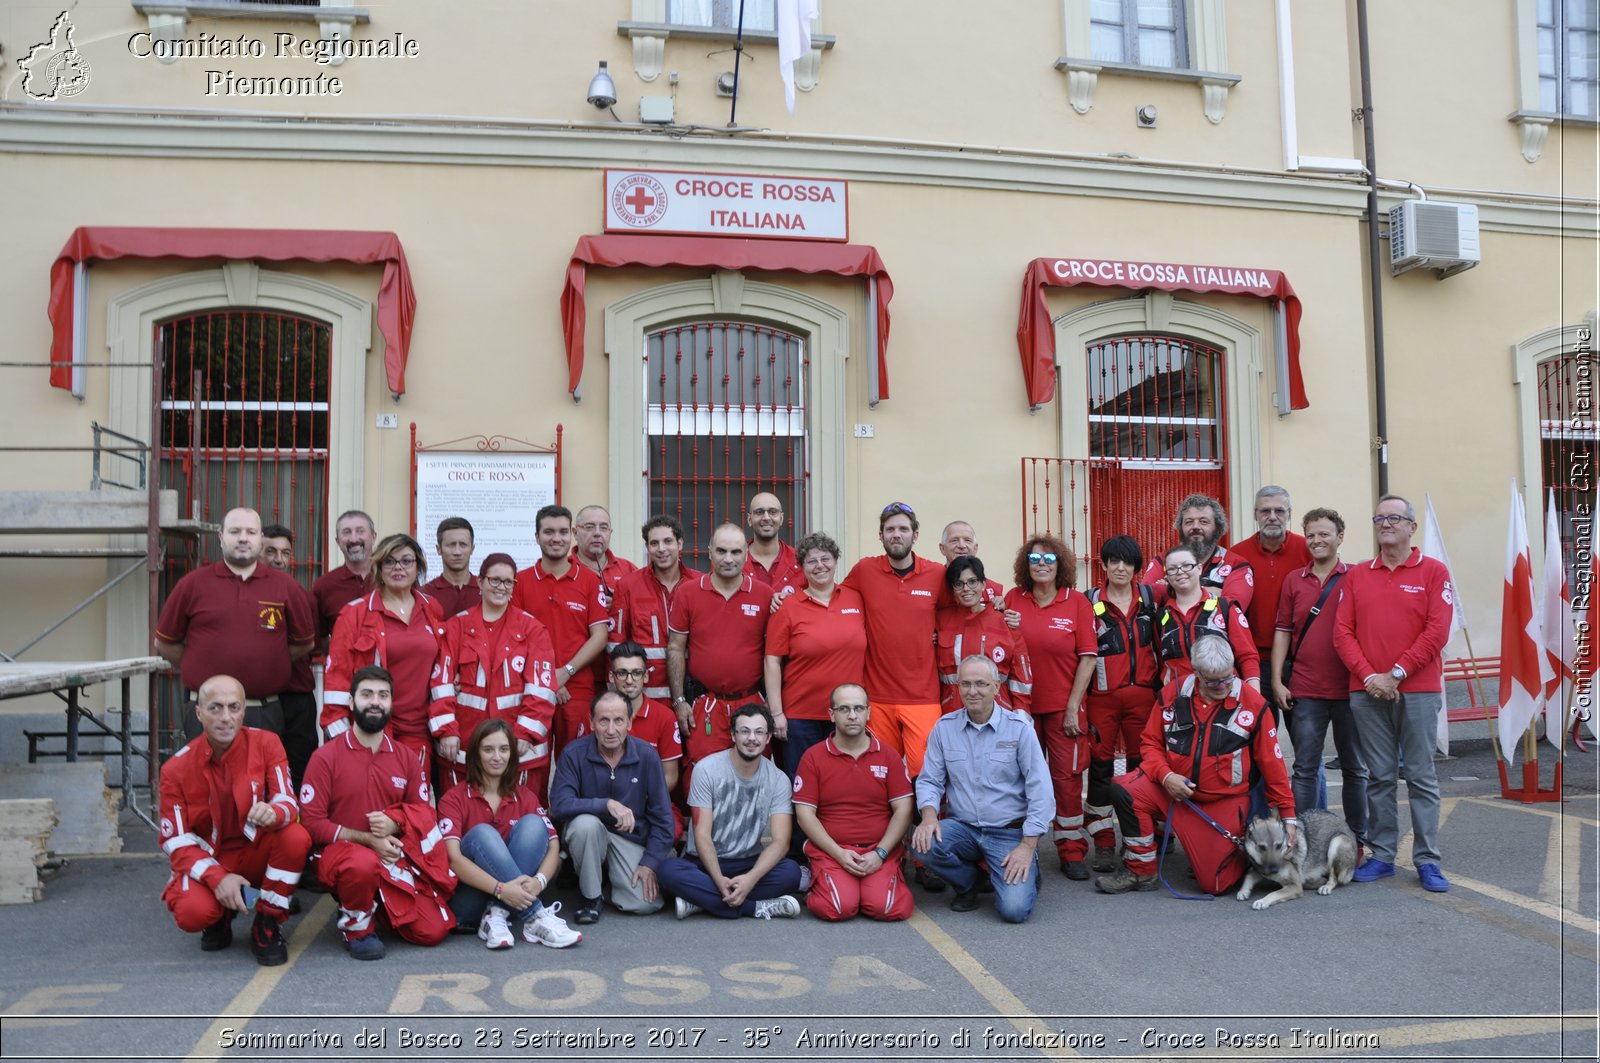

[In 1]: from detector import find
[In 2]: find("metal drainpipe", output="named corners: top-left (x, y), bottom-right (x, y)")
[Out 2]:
top-left (1357, 0), bottom-right (1389, 496)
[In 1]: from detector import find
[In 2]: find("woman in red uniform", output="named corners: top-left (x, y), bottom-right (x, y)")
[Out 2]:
top-left (1156, 543), bottom-right (1261, 689)
top-left (321, 533), bottom-right (449, 770)
top-left (1082, 535), bottom-right (1163, 871)
top-left (1002, 535), bottom-right (1097, 880)
top-left (435, 553), bottom-right (559, 798)
top-left (439, 719), bottom-right (580, 951)
top-left (935, 556), bottom-right (1030, 714)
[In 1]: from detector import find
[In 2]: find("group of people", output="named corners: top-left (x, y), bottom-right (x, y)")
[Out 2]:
top-left (154, 484), bottom-right (1455, 964)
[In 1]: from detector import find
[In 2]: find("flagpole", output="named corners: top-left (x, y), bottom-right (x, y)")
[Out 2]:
top-left (1460, 627), bottom-right (1503, 762)
top-left (728, 0), bottom-right (747, 128)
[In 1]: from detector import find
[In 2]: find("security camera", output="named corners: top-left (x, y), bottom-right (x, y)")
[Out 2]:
top-left (587, 61), bottom-right (617, 110)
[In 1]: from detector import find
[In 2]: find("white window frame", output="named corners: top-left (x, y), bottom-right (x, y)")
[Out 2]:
top-left (1058, 0), bottom-right (1238, 122)
top-left (618, 0), bottom-right (832, 86)
top-left (1513, 313), bottom-right (1599, 547)
top-left (129, 1), bottom-right (370, 66)
top-left (604, 274), bottom-right (848, 552)
top-left (1511, 0), bottom-right (1600, 162)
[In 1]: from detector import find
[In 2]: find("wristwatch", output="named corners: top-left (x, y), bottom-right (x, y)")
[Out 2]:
top-left (1389, 666), bottom-right (1406, 681)
top-left (874, 846), bottom-right (889, 861)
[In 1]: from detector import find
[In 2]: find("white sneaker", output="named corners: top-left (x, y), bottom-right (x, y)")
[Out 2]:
top-left (523, 902), bottom-right (582, 948)
top-left (798, 865), bottom-right (813, 892)
top-left (674, 896), bottom-right (702, 920)
top-left (752, 894), bottom-right (801, 920)
top-left (478, 905), bottom-right (514, 950)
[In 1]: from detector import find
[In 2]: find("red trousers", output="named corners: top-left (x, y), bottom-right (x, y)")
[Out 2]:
top-left (165, 824), bottom-right (311, 932)
top-left (803, 842), bottom-right (913, 922)
top-left (316, 840), bottom-right (451, 945)
top-left (1034, 711), bottom-right (1088, 863)
top-left (1109, 769), bottom-right (1251, 894)
top-left (1086, 687), bottom-right (1156, 848)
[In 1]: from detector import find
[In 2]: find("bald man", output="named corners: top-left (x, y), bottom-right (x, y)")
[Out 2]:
top-left (744, 492), bottom-right (803, 592)
top-left (938, 520), bottom-right (1004, 605)
top-left (156, 507), bottom-right (316, 740)
top-left (159, 675), bottom-right (310, 966)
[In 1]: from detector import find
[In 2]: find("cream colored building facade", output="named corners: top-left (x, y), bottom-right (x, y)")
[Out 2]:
top-left (0, 0), bottom-right (1594, 685)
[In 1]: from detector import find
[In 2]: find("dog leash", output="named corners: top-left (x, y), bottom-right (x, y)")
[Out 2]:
top-left (1155, 797), bottom-right (1243, 901)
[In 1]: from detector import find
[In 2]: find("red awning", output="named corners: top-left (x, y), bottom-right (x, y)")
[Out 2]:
top-left (1016, 257), bottom-right (1308, 411)
top-left (561, 233), bottom-right (893, 399)
top-left (48, 227), bottom-right (417, 394)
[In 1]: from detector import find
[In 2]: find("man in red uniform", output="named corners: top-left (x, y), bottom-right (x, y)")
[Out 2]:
top-left (610, 515), bottom-right (702, 703)
top-left (156, 507), bottom-right (316, 741)
top-left (259, 523), bottom-right (321, 790)
top-left (1099, 638), bottom-right (1295, 895)
top-left (312, 510), bottom-right (376, 641)
top-left (937, 520), bottom-right (1004, 605)
top-left (840, 502), bottom-right (946, 776)
top-left (299, 665), bottom-right (455, 959)
top-left (667, 524), bottom-right (772, 765)
top-left (421, 516), bottom-right (481, 618)
top-left (744, 492), bottom-right (804, 591)
top-left (160, 674), bottom-right (310, 966)
top-left (1333, 494), bottom-right (1454, 893)
top-left (511, 505), bottom-right (610, 760)
top-left (793, 684), bottom-right (915, 922)
top-left (1230, 487), bottom-right (1312, 716)
top-left (1141, 494), bottom-right (1255, 609)
top-left (573, 505), bottom-right (637, 607)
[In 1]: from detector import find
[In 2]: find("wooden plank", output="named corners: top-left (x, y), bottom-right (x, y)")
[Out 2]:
top-left (0, 763), bottom-right (120, 855)
top-left (0, 798), bottom-right (57, 905)
top-left (0, 657), bottom-right (168, 700)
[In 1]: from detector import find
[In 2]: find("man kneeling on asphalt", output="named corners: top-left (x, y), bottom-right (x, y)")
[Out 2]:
top-left (1099, 637), bottom-right (1296, 895)
top-left (160, 674), bottom-right (310, 966)
top-left (549, 691), bottom-right (676, 925)
top-left (300, 665), bottom-right (456, 959)
top-left (658, 703), bottom-right (804, 920)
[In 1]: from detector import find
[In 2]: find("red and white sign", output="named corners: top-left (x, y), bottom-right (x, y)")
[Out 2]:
top-left (604, 168), bottom-right (848, 242)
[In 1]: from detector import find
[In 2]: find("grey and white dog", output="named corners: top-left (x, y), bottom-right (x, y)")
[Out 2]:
top-left (1235, 808), bottom-right (1358, 911)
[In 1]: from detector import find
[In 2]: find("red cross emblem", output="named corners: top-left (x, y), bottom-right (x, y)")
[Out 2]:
top-left (623, 185), bottom-right (656, 215)
top-left (610, 173), bottom-right (669, 228)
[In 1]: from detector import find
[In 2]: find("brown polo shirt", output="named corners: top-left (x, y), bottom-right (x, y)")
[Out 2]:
top-left (311, 565), bottom-right (369, 642)
top-left (156, 562), bottom-right (316, 698)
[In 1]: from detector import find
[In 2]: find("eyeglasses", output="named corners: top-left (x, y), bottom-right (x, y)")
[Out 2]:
top-left (381, 556), bottom-right (418, 569)
top-left (880, 502), bottom-right (916, 520)
top-left (611, 668), bottom-right (647, 680)
top-left (953, 577), bottom-right (984, 590)
top-left (577, 522), bottom-right (610, 532)
top-left (1197, 674), bottom-right (1233, 688)
top-left (831, 704), bottom-right (869, 716)
top-left (482, 577), bottom-right (515, 590)
top-left (1372, 514), bottom-right (1412, 527)
top-left (732, 728), bottom-right (769, 739)
top-left (1027, 552), bottom-right (1058, 565)
top-left (1165, 562), bottom-right (1198, 574)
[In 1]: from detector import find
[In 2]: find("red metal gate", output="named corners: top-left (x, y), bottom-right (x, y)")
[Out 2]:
top-left (645, 321), bottom-right (807, 568)
top-left (1540, 352), bottom-right (1598, 575)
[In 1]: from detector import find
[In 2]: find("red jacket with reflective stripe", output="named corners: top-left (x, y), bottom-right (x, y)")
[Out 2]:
top-left (608, 565), bottom-right (704, 697)
top-left (435, 605), bottom-right (558, 768)
top-left (159, 727), bottom-right (298, 891)
top-left (321, 590), bottom-right (449, 741)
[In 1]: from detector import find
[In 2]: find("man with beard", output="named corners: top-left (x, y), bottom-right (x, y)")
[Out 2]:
top-left (1141, 494), bottom-right (1255, 609)
top-left (1230, 487), bottom-right (1312, 709)
top-left (667, 525), bottom-right (773, 763)
top-left (312, 510), bottom-right (377, 641)
top-left (421, 516), bottom-right (481, 618)
top-left (609, 515), bottom-right (702, 704)
top-left (299, 666), bottom-right (455, 959)
top-left (743, 492), bottom-right (804, 591)
top-left (658, 703), bottom-right (803, 919)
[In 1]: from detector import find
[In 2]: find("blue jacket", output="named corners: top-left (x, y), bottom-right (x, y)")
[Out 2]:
top-left (549, 735), bottom-right (675, 871)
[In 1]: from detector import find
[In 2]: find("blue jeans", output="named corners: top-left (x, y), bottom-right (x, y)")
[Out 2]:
top-left (920, 819), bottom-right (1039, 923)
top-left (657, 853), bottom-right (803, 918)
top-left (1291, 696), bottom-right (1369, 842)
top-left (781, 718), bottom-right (835, 779)
top-left (1351, 690), bottom-right (1442, 865)
top-left (450, 819), bottom-right (550, 925)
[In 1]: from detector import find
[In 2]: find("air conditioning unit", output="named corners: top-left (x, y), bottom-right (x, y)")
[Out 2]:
top-left (1389, 200), bottom-right (1480, 278)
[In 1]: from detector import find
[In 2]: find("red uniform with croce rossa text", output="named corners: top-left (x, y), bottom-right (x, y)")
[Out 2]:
top-left (299, 731), bottom-right (454, 945)
top-left (792, 734), bottom-right (915, 922)
top-left (744, 540), bottom-right (805, 593)
top-left (609, 565), bottom-right (704, 701)
top-left (434, 605), bottom-right (559, 797)
top-left (321, 590), bottom-right (450, 769)
top-left (933, 603), bottom-right (1032, 715)
top-left (511, 560), bottom-right (609, 758)
top-left (765, 586), bottom-right (869, 722)
top-left (840, 555), bottom-right (945, 774)
top-left (1003, 585), bottom-right (1098, 865)
top-left (1156, 596), bottom-right (1261, 687)
top-left (668, 574), bottom-right (769, 763)
top-left (159, 727), bottom-right (310, 933)
top-left (1230, 532), bottom-right (1312, 660)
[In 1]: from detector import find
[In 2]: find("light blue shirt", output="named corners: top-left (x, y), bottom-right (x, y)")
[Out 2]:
top-left (915, 705), bottom-right (1054, 838)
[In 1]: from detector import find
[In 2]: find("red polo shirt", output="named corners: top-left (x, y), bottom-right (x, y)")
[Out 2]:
top-left (1275, 562), bottom-right (1352, 699)
top-left (628, 697), bottom-right (684, 763)
top-left (311, 565), bottom-right (368, 642)
top-left (572, 549), bottom-right (638, 609)
top-left (511, 560), bottom-right (609, 702)
top-left (610, 564), bottom-right (704, 699)
top-left (1002, 586), bottom-right (1097, 714)
top-left (1231, 531), bottom-right (1313, 652)
top-left (841, 555), bottom-right (945, 705)
top-left (437, 782), bottom-right (558, 845)
top-left (421, 574), bottom-right (481, 619)
top-left (668, 574), bottom-right (769, 695)
top-left (1333, 548), bottom-right (1454, 693)
top-left (744, 540), bottom-right (804, 592)
top-left (156, 561), bottom-right (316, 698)
top-left (792, 734), bottom-right (913, 847)
top-left (765, 586), bottom-right (868, 721)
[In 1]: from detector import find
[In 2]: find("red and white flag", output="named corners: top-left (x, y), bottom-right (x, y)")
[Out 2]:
top-left (1498, 481), bottom-right (1554, 756)
top-left (1421, 493), bottom-right (1466, 755)
top-left (1539, 490), bottom-right (1575, 746)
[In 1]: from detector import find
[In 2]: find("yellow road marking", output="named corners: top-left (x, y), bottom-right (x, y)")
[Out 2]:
top-left (906, 909), bottom-right (1078, 1059)
top-left (183, 894), bottom-right (335, 1062)
top-left (1540, 814), bottom-right (1564, 903)
top-left (1462, 795), bottom-right (1600, 826)
top-left (1393, 855), bottom-right (1599, 933)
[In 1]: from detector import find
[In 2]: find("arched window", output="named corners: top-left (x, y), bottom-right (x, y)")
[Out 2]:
top-left (1537, 351), bottom-right (1598, 572)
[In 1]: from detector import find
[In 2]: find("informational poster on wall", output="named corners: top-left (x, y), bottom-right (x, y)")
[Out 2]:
top-left (413, 451), bottom-right (556, 576)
